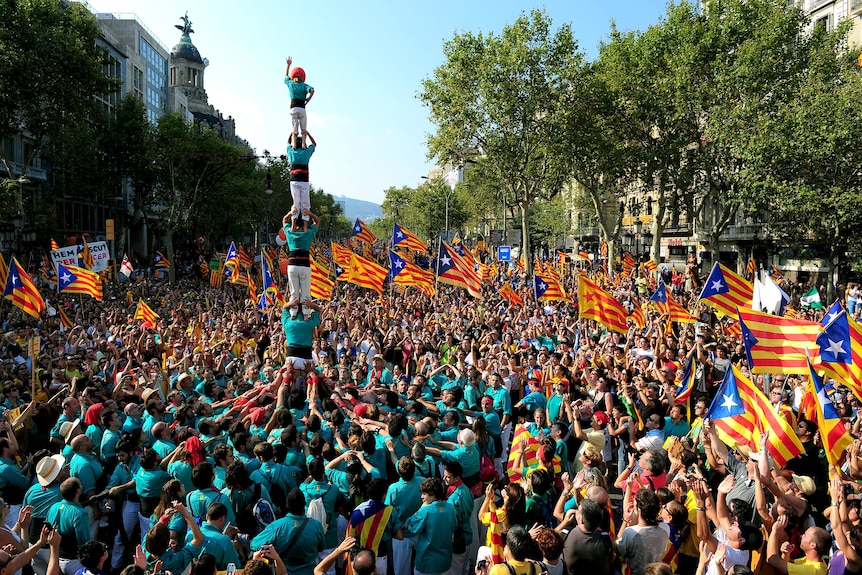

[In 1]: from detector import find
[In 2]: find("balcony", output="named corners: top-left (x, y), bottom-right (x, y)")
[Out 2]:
top-left (852, 0), bottom-right (862, 14)
top-left (721, 223), bottom-right (769, 241)
top-left (0, 161), bottom-right (47, 181)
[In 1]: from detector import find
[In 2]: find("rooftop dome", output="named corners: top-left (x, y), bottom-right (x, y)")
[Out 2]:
top-left (172, 35), bottom-right (202, 64)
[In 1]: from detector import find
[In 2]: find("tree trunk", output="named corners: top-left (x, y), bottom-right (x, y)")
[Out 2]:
top-left (651, 173), bottom-right (667, 266)
top-left (521, 201), bottom-right (532, 277)
top-left (166, 231), bottom-right (176, 285)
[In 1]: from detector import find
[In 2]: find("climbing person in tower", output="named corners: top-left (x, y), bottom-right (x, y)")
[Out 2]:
top-left (281, 207), bottom-right (319, 318)
top-left (284, 55), bottom-right (314, 140)
top-left (285, 130), bottom-right (316, 232)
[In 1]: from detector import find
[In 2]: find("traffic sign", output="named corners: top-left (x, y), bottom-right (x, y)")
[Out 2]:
top-left (498, 246), bottom-right (511, 261)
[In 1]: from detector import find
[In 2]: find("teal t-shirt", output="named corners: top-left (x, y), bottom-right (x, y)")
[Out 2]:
top-left (283, 223), bottom-right (318, 252)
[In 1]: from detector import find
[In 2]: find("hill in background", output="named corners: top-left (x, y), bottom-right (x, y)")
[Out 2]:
top-left (334, 195), bottom-right (382, 222)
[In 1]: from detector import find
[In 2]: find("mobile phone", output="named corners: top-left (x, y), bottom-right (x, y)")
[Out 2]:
top-left (226, 564), bottom-right (236, 575)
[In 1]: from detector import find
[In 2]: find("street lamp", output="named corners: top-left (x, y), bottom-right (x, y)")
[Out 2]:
top-left (632, 219), bottom-right (642, 261)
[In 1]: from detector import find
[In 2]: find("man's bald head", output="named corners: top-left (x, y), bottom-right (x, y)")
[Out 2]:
top-left (152, 422), bottom-right (168, 439)
top-left (586, 485), bottom-right (609, 506)
top-left (352, 549), bottom-right (376, 575)
top-left (71, 434), bottom-right (91, 454)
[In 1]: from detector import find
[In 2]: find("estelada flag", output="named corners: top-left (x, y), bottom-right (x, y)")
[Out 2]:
top-left (57, 263), bottom-right (103, 301)
top-left (389, 251), bottom-right (434, 296)
top-left (3, 257), bottom-right (45, 319)
top-left (706, 365), bottom-right (803, 467)
top-left (534, 270), bottom-right (567, 302)
top-left (134, 299), bottom-right (159, 329)
top-left (78, 237), bottom-right (95, 270)
top-left (346, 500), bottom-right (394, 571)
top-left (351, 218), bottom-right (377, 245)
top-left (436, 241), bottom-right (482, 298)
top-left (344, 251), bottom-right (387, 295)
top-left (392, 223), bottom-right (428, 253)
top-left (578, 274), bottom-right (628, 333)
top-left (698, 262), bottom-right (753, 319)
top-left (154, 251), bottom-right (171, 269)
top-left (808, 358), bottom-right (852, 466)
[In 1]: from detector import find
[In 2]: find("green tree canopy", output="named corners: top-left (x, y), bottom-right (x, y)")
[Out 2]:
top-left (419, 9), bottom-right (586, 275)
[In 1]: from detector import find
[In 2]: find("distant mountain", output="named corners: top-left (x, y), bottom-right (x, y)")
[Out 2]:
top-left (333, 195), bottom-right (382, 222)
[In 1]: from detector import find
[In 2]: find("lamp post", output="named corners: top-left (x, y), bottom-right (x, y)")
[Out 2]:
top-left (632, 219), bottom-right (642, 262)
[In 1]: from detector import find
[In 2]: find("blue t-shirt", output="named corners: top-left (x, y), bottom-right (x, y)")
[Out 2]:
top-left (285, 79), bottom-right (313, 102)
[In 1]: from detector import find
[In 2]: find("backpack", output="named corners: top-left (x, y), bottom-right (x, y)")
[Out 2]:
top-left (479, 453), bottom-right (499, 484)
top-left (266, 466), bottom-right (289, 516)
top-left (232, 484), bottom-right (270, 537)
top-left (307, 485), bottom-right (331, 533)
top-left (501, 560), bottom-right (550, 575)
top-left (533, 492), bottom-right (558, 529)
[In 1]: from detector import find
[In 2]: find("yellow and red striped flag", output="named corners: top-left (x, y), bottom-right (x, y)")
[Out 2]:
top-left (629, 301), bottom-right (646, 329)
top-left (154, 250), bottom-right (170, 269)
top-left (389, 251), bottom-right (434, 295)
top-left (0, 252), bottom-right (7, 288)
top-left (134, 299), bottom-right (159, 329)
top-left (738, 307), bottom-right (821, 374)
top-left (78, 237), bottom-right (95, 270)
top-left (238, 245), bottom-right (253, 269)
top-left (698, 262), bottom-right (753, 319)
top-left (57, 306), bottom-right (74, 329)
top-left (340, 249), bottom-right (387, 295)
top-left (345, 501), bottom-right (394, 575)
top-left (310, 256), bottom-right (335, 301)
top-left (57, 263), bottom-right (103, 301)
top-left (499, 283), bottom-right (524, 307)
top-left (3, 257), bottom-right (45, 319)
top-left (578, 274), bottom-right (628, 333)
top-left (50, 238), bottom-right (59, 251)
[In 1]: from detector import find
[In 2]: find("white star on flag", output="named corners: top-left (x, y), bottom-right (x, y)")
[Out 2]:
top-left (10, 274), bottom-right (18, 285)
top-left (60, 272), bottom-right (72, 284)
top-left (711, 280), bottom-right (724, 292)
top-left (396, 231), bottom-right (404, 238)
top-left (825, 338), bottom-right (845, 360)
top-left (354, 225), bottom-right (361, 232)
top-left (395, 260), bottom-right (403, 269)
top-left (538, 281), bottom-right (547, 291)
top-left (720, 393), bottom-right (738, 410)
top-left (441, 255), bottom-right (451, 266)
top-left (827, 310), bottom-right (841, 324)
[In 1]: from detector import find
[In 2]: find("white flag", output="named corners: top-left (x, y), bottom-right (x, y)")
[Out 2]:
top-left (120, 255), bottom-right (134, 278)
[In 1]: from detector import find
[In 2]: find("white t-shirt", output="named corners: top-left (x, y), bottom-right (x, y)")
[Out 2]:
top-left (706, 527), bottom-right (751, 575)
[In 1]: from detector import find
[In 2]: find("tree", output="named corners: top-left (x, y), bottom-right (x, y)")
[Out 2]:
top-left (146, 114), bottom-right (255, 283)
top-left (419, 9), bottom-right (585, 276)
top-left (0, 0), bottom-right (117, 213)
top-left (738, 31), bottom-right (862, 293)
top-left (411, 178), bottom-right (467, 242)
top-left (675, 0), bottom-right (820, 270)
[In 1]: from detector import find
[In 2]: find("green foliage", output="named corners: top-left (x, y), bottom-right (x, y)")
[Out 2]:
top-left (0, 0), bottom-right (118, 199)
top-left (419, 9), bottom-right (586, 273)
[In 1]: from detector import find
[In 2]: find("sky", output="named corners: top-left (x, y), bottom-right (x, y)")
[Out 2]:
top-left (87, 0), bottom-right (672, 205)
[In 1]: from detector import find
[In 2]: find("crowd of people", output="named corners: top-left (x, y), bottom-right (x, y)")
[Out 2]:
top-left (1, 227), bottom-right (861, 575)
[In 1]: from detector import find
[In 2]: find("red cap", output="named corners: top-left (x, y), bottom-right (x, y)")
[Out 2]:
top-left (353, 404), bottom-right (368, 418)
top-left (593, 412), bottom-right (610, 426)
top-left (249, 407), bottom-right (267, 426)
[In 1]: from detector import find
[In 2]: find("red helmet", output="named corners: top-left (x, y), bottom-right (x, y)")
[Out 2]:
top-left (290, 66), bottom-right (306, 82)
